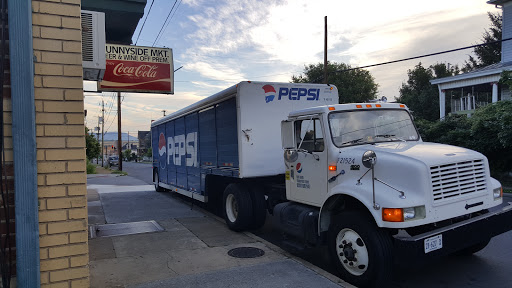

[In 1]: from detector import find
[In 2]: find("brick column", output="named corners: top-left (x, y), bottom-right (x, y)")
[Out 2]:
top-left (32, 0), bottom-right (89, 287)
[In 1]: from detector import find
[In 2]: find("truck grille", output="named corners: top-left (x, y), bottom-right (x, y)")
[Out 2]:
top-left (430, 159), bottom-right (487, 203)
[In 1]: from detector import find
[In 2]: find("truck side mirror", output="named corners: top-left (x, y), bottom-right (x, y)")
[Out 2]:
top-left (281, 120), bottom-right (295, 149)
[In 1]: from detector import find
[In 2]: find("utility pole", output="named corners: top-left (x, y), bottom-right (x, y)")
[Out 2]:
top-left (324, 16), bottom-right (328, 84)
top-left (101, 100), bottom-right (105, 167)
top-left (96, 117), bottom-right (100, 164)
top-left (117, 92), bottom-right (123, 171)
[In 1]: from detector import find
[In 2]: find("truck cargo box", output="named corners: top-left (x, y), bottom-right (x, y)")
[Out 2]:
top-left (151, 81), bottom-right (338, 200)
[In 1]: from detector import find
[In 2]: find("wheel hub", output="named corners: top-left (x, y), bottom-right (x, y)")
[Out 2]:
top-left (342, 244), bottom-right (356, 261)
top-left (336, 228), bottom-right (369, 276)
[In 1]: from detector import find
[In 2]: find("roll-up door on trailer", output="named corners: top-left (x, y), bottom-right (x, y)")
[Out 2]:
top-left (185, 113), bottom-right (200, 193)
top-left (157, 124), bottom-right (167, 184)
top-left (166, 120), bottom-right (176, 186)
top-left (175, 117), bottom-right (187, 189)
top-left (216, 98), bottom-right (238, 168)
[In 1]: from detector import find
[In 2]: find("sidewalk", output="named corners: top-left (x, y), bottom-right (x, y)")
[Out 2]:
top-left (87, 170), bottom-right (352, 288)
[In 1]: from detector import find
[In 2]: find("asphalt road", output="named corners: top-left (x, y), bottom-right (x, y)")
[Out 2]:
top-left (118, 162), bottom-right (512, 288)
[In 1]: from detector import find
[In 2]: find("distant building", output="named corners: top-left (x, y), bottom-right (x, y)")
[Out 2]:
top-left (431, 0), bottom-right (512, 118)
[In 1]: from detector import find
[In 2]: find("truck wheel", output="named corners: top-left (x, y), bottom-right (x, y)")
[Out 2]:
top-left (456, 239), bottom-right (490, 256)
top-left (154, 170), bottom-right (165, 192)
top-left (328, 211), bottom-right (393, 288)
top-left (248, 186), bottom-right (267, 230)
top-left (223, 183), bottom-right (253, 232)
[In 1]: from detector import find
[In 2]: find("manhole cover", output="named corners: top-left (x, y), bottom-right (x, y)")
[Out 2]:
top-left (228, 247), bottom-right (265, 258)
top-left (89, 220), bottom-right (164, 238)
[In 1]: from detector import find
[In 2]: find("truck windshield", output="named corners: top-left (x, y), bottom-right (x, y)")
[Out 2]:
top-left (328, 109), bottom-right (419, 147)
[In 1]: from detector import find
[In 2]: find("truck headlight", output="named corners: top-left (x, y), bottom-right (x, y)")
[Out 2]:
top-left (493, 187), bottom-right (503, 200)
top-left (382, 206), bottom-right (426, 222)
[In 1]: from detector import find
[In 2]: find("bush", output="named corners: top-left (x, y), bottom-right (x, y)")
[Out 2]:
top-left (416, 101), bottom-right (512, 176)
top-left (86, 158), bottom-right (96, 174)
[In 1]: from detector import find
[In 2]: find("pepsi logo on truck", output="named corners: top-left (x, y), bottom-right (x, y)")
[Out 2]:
top-left (262, 84), bottom-right (321, 103)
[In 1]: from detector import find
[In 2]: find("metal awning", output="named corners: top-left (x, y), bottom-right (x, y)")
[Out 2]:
top-left (81, 0), bottom-right (147, 45)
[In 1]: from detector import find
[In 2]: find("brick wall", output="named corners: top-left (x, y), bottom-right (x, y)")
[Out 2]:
top-left (32, 0), bottom-right (89, 287)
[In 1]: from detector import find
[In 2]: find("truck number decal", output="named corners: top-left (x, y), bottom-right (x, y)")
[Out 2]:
top-left (338, 158), bottom-right (355, 165)
top-left (166, 132), bottom-right (198, 167)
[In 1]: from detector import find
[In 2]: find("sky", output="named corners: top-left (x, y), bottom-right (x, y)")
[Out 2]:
top-left (84, 0), bottom-right (498, 137)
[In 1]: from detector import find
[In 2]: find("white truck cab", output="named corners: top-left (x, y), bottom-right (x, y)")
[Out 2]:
top-left (278, 102), bottom-right (510, 287)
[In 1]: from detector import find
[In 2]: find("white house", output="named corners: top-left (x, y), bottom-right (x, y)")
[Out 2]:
top-left (431, 0), bottom-right (512, 118)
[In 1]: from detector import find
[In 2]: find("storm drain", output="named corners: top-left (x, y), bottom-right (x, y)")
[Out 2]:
top-left (89, 220), bottom-right (164, 238)
top-left (228, 247), bottom-right (265, 258)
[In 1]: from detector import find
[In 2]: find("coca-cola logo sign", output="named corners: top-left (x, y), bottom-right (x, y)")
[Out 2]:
top-left (113, 63), bottom-right (158, 78)
top-left (98, 44), bottom-right (174, 94)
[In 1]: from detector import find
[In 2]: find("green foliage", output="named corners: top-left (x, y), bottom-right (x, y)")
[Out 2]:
top-left (86, 158), bottom-right (96, 174)
top-left (463, 12), bottom-right (502, 72)
top-left (417, 101), bottom-right (512, 175)
top-left (397, 63), bottom-right (459, 121)
top-left (292, 61), bottom-right (378, 103)
top-left (145, 148), bottom-right (152, 157)
top-left (123, 149), bottom-right (132, 161)
top-left (85, 127), bottom-right (101, 160)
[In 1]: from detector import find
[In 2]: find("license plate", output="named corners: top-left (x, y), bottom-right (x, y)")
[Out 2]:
top-left (424, 234), bottom-right (443, 253)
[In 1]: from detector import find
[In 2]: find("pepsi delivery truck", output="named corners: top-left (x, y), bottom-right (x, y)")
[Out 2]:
top-left (151, 81), bottom-right (512, 287)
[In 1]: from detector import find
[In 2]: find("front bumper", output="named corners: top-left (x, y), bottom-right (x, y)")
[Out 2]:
top-left (393, 196), bottom-right (512, 263)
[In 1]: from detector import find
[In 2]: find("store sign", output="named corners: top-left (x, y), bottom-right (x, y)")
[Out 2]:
top-left (98, 44), bottom-right (174, 94)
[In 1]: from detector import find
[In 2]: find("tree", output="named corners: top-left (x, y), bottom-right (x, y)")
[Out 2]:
top-left (123, 149), bottom-right (132, 161)
top-left (463, 12), bottom-right (502, 72)
top-left (292, 61), bottom-right (379, 103)
top-left (85, 127), bottom-right (100, 160)
top-left (145, 148), bottom-right (152, 158)
top-left (397, 63), bottom-right (459, 121)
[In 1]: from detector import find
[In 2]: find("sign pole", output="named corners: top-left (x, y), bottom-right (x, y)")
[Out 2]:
top-left (101, 100), bottom-right (105, 167)
top-left (117, 91), bottom-right (123, 171)
top-left (324, 16), bottom-right (328, 84)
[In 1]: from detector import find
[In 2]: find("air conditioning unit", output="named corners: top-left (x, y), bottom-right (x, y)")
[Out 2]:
top-left (81, 10), bottom-right (106, 81)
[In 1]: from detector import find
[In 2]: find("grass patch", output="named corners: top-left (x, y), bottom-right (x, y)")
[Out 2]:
top-left (111, 170), bottom-right (128, 176)
top-left (86, 159), bottom-right (96, 174)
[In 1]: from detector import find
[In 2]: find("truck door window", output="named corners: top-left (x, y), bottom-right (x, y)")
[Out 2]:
top-left (295, 119), bottom-right (324, 152)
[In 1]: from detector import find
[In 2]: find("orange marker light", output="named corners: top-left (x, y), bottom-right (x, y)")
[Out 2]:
top-left (366, 104), bottom-right (372, 108)
top-left (328, 107), bottom-right (335, 111)
top-left (400, 104), bottom-right (405, 108)
top-left (328, 165), bottom-right (337, 171)
top-left (376, 104), bottom-right (382, 107)
top-left (330, 87), bottom-right (334, 90)
top-left (382, 208), bottom-right (403, 222)
top-left (356, 105), bottom-right (363, 108)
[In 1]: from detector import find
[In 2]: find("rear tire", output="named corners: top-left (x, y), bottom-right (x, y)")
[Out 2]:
top-left (248, 185), bottom-right (267, 230)
top-left (223, 183), bottom-right (252, 232)
top-left (154, 170), bottom-right (165, 192)
top-left (328, 211), bottom-right (393, 288)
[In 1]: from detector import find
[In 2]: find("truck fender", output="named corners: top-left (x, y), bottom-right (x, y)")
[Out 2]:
top-left (318, 193), bottom-right (376, 235)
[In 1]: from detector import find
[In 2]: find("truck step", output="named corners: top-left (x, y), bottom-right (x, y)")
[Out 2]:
top-left (281, 239), bottom-right (306, 253)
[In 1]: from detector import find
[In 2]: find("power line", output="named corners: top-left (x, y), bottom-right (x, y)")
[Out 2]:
top-left (152, 0), bottom-right (178, 47)
top-left (135, 0), bottom-right (155, 45)
top-left (154, 0), bottom-right (183, 46)
top-left (313, 37), bottom-right (512, 83)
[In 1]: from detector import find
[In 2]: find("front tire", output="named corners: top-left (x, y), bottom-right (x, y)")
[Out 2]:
top-left (223, 183), bottom-right (252, 232)
top-left (328, 211), bottom-right (393, 288)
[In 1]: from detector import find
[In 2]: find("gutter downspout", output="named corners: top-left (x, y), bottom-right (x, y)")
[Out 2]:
top-left (8, 0), bottom-right (41, 287)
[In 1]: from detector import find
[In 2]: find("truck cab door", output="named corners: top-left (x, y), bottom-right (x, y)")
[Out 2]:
top-left (286, 117), bottom-right (327, 206)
